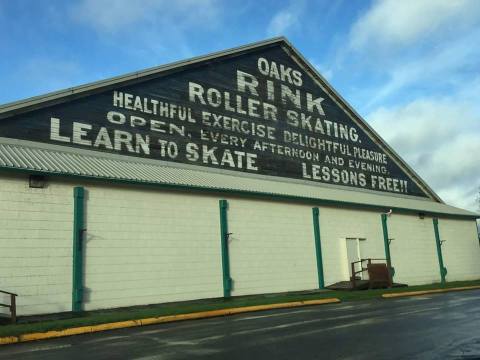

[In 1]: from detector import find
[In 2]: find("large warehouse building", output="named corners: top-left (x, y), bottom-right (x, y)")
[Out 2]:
top-left (0, 38), bottom-right (479, 316)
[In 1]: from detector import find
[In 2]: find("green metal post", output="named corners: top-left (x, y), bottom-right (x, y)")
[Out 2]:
top-left (433, 218), bottom-right (447, 284)
top-left (381, 214), bottom-right (394, 282)
top-left (219, 199), bottom-right (232, 298)
top-left (312, 207), bottom-right (325, 289)
top-left (72, 187), bottom-right (85, 312)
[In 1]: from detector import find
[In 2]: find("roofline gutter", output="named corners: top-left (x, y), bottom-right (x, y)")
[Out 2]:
top-left (72, 187), bottom-right (85, 312)
top-left (0, 166), bottom-right (477, 220)
top-left (433, 218), bottom-right (448, 284)
top-left (219, 200), bottom-right (232, 298)
top-left (312, 207), bottom-right (325, 289)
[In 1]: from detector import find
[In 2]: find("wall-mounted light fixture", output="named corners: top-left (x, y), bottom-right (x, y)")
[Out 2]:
top-left (418, 212), bottom-right (425, 219)
top-left (383, 209), bottom-right (393, 217)
top-left (29, 175), bottom-right (47, 188)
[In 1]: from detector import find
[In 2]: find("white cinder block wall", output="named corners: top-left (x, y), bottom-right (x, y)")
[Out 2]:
top-left (388, 214), bottom-right (441, 285)
top-left (1, 172), bottom-right (479, 316)
top-left (440, 219), bottom-right (480, 281)
top-left (0, 173), bottom-right (225, 315)
top-left (83, 185), bottom-right (223, 311)
top-left (0, 174), bottom-right (73, 316)
top-left (227, 199), bottom-right (318, 296)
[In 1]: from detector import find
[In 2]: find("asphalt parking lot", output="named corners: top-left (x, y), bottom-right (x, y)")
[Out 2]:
top-left (1, 289), bottom-right (479, 360)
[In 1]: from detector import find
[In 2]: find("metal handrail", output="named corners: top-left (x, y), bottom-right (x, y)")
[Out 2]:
top-left (0, 289), bottom-right (17, 323)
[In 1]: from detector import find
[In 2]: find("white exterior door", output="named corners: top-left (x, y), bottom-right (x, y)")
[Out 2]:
top-left (346, 238), bottom-right (361, 278)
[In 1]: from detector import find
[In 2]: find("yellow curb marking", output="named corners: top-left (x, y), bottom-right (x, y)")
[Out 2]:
top-left (382, 285), bottom-right (480, 298)
top-left (0, 297), bottom-right (340, 345)
top-left (0, 336), bottom-right (18, 345)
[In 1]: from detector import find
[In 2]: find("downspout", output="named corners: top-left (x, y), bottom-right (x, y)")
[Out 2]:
top-left (219, 200), bottom-right (232, 298)
top-left (381, 214), bottom-right (394, 283)
top-left (312, 207), bottom-right (325, 289)
top-left (433, 218), bottom-right (447, 284)
top-left (477, 221), bottom-right (480, 246)
top-left (72, 187), bottom-right (85, 312)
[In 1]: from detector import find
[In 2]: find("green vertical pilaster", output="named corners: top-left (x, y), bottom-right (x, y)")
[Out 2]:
top-left (312, 207), bottom-right (325, 288)
top-left (72, 187), bottom-right (85, 312)
top-left (219, 199), bottom-right (232, 298)
top-left (433, 218), bottom-right (447, 284)
top-left (381, 214), bottom-right (394, 282)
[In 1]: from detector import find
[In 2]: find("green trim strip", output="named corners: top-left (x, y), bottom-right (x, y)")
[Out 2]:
top-left (0, 166), bottom-right (477, 220)
top-left (219, 199), bottom-right (232, 298)
top-left (381, 214), bottom-right (394, 281)
top-left (312, 207), bottom-right (325, 289)
top-left (72, 187), bottom-right (85, 312)
top-left (433, 218), bottom-right (447, 284)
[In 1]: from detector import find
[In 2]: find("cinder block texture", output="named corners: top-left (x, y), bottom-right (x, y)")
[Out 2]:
top-left (1, 173), bottom-right (479, 316)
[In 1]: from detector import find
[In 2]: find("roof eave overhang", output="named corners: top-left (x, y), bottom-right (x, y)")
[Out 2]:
top-left (0, 164), bottom-right (477, 220)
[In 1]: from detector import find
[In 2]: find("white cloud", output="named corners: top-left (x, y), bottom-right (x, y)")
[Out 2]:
top-left (368, 95), bottom-right (480, 211)
top-left (343, 1), bottom-right (480, 211)
top-left (73, 0), bottom-right (220, 33)
top-left (308, 60), bottom-right (333, 81)
top-left (73, 0), bottom-right (153, 32)
top-left (267, 11), bottom-right (297, 36)
top-left (363, 28), bottom-right (480, 109)
top-left (349, 0), bottom-right (480, 51)
top-left (70, 0), bottom-right (222, 63)
top-left (266, 2), bottom-right (304, 37)
top-left (14, 58), bottom-right (86, 95)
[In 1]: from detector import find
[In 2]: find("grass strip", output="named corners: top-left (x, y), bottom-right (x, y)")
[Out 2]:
top-left (1, 279), bottom-right (479, 337)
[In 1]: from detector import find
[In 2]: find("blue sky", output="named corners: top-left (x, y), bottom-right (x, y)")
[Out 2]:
top-left (1, 0), bottom-right (479, 210)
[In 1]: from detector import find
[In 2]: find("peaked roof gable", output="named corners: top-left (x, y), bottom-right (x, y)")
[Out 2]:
top-left (0, 37), bottom-right (442, 202)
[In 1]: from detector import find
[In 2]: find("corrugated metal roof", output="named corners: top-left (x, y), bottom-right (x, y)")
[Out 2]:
top-left (0, 138), bottom-right (477, 218)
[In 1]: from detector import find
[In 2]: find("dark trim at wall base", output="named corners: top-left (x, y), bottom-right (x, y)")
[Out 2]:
top-left (219, 200), bottom-right (232, 298)
top-left (312, 207), bottom-right (325, 289)
top-left (72, 187), bottom-right (85, 312)
top-left (381, 214), bottom-right (394, 283)
top-left (433, 218), bottom-right (448, 284)
top-left (0, 167), bottom-right (477, 220)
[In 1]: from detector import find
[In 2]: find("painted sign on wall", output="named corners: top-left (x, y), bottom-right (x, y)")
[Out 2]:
top-left (0, 44), bottom-right (428, 197)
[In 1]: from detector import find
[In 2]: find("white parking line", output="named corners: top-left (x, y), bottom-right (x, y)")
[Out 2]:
top-left (395, 307), bottom-right (441, 316)
top-left (234, 309), bottom-right (314, 321)
top-left (0, 344), bottom-right (71, 356)
top-left (136, 328), bottom-right (171, 336)
top-left (83, 335), bottom-right (129, 344)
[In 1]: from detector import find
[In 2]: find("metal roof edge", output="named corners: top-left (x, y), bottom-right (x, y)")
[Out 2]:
top-left (0, 163), bottom-right (477, 220)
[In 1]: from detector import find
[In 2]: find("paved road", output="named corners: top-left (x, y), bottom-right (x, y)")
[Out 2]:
top-left (1, 290), bottom-right (480, 360)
